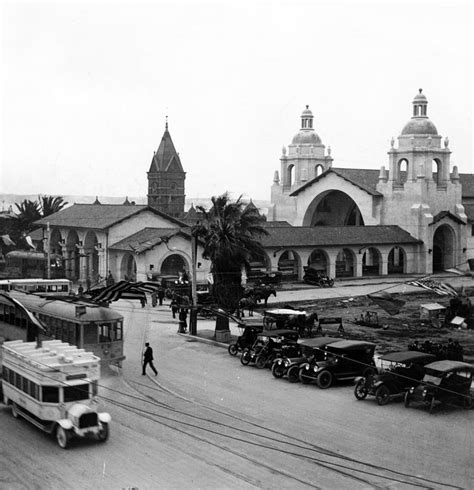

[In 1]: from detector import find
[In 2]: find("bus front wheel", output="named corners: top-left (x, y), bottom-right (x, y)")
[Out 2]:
top-left (11, 403), bottom-right (19, 419)
top-left (97, 423), bottom-right (109, 442)
top-left (56, 426), bottom-right (71, 449)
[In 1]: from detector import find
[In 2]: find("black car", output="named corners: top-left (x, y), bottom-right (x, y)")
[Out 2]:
top-left (228, 322), bottom-right (264, 356)
top-left (271, 337), bottom-right (340, 381)
top-left (404, 360), bottom-right (473, 413)
top-left (299, 340), bottom-right (377, 388)
top-left (354, 351), bottom-right (436, 405)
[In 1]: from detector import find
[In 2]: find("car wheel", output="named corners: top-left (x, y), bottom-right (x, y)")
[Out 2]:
top-left (97, 422), bottom-right (109, 442)
top-left (11, 403), bottom-right (19, 419)
top-left (375, 385), bottom-right (391, 406)
top-left (404, 391), bottom-right (411, 408)
top-left (462, 395), bottom-right (473, 409)
top-left (287, 366), bottom-right (300, 383)
top-left (228, 343), bottom-right (239, 356)
top-left (255, 356), bottom-right (267, 369)
top-left (240, 350), bottom-right (251, 366)
top-left (429, 397), bottom-right (436, 414)
top-left (271, 362), bottom-right (285, 378)
top-left (316, 370), bottom-right (333, 389)
top-left (354, 379), bottom-right (368, 400)
top-left (299, 368), bottom-right (311, 384)
top-left (56, 426), bottom-right (71, 449)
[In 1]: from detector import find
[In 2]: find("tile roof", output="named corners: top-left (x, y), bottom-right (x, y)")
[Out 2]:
top-left (430, 211), bottom-right (466, 225)
top-left (110, 227), bottom-right (191, 252)
top-left (261, 225), bottom-right (421, 248)
top-left (263, 220), bottom-right (292, 227)
top-left (34, 204), bottom-right (187, 230)
top-left (290, 167), bottom-right (382, 197)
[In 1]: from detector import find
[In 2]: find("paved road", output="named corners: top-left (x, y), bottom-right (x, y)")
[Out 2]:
top-left (1, 278), bottom-right (473, 489)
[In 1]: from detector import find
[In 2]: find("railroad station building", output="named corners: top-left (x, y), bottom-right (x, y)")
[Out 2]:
top-left (35, 89), bottom-right (474, 286)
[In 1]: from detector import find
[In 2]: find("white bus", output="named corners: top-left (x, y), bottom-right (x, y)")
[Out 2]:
top-left (1, 339), bottom-right (111, 449)
top-left (0, 278), bottom-right (72, 294)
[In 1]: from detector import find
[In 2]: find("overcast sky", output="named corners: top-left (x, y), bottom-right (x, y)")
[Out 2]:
top-left (1, 0), bottom-right (472, 203)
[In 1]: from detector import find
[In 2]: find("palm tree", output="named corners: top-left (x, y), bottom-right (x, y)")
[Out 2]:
top-left (14, 200), bottom-right (41, 234)
top-left (38, 195), bottom-right (67, 217)
top-left (193, 193), bottom-right (268, 315)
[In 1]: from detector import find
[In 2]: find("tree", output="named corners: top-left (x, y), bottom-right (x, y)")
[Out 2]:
top-left (193, 193), bottom-right (268, 315)
top-left (38, 195), bottom-right (67, 217)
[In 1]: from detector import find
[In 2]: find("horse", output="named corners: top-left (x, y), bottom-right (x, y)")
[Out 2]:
top-left (238, 296), bottom-right (256, 317)
top-left (246, 285), bottom-right (277, 306)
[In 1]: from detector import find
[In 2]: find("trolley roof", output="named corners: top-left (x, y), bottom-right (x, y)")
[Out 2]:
top-left (2, 340), bottom-right (100, 371)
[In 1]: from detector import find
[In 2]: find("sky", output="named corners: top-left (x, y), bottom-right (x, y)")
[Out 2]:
top-left (1, 0), bottom-right (472, 203)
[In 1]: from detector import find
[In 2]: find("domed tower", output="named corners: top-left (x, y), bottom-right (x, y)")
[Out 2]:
top-left (147, 119), bottom-right (186, 218)
top-left (279, 105), bottom-right (333, 189)
top-left (387, 89), bottom-right (450, 186)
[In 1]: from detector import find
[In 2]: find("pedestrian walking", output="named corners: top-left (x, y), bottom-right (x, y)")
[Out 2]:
top-left (151, 291), bottom-right (158, 307)
top-left (170, 295), bottom-right (179, 319)
top-left (142, 342), bottom-right (158, 376)
top-left (140, 295), bottom-right (147, 308)
top-left (106, 271), bottom-right (115, 287)
top-left (178, 307), bottom-right (188, 333)
top-left (157, 287), bottom-right (165, 306)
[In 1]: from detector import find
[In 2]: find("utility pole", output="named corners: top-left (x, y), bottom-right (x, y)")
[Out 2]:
top-left (46, 222), bottom-right (51, 279)
top-left (190, 231), bottom-right (198, 335)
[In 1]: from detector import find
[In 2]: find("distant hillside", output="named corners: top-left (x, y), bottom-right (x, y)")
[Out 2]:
top-left (0, 194), bottom-right (271, 216)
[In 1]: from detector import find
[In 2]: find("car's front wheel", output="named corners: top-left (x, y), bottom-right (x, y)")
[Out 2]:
top-left (463, 394), bottom-right (473, 409)
top-left (404, 391), bottom-right (411, 408)
top-left (287, 365), bottom-right (300, 383)
top-left (56, 426), bottom-right (71, 449)
top-left (240, 350), bottom-right (251, 366)
top-left (316, 370), bottom-right (333, 389)
top-left (228, 343), bottom-right (239, 356)
top-left (271, 362), bottom-right (285, 378)
top-left (97, 423), bottom-right (109, 442)
top-left (255, 356), bottom-right (267, 369)
top-left (354, 379), bottom-right (368, 400)
top-left (375, 385), bottom-right (391, 406)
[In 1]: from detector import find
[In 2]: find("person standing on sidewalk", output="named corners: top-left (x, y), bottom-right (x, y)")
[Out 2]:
top-left (142, 343), bottom-right (158, 376)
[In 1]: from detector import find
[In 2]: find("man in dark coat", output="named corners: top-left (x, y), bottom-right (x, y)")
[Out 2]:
top-left (142, 342), bottom-right (158, 375)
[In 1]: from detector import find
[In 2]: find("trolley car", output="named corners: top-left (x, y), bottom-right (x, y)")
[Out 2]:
top-left (1, 339), bottom-right (111, 449)
top-left (0, 291), bottom-right (125, 366)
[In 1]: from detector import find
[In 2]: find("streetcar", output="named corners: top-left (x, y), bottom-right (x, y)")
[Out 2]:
top-left (2, 250), bottom-right (65, 279)
top-left (0, 278), bottom-right (72, 294)
top-left (1, 339), bottom-right (111, 449)
top-left (0, 290), bottom-right (125, 366)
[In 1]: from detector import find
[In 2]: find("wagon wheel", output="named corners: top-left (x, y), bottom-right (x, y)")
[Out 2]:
top-left (271, 362), bottom-right (285, 379)
top-left (375, 385), bottom-right (391, 406)
top-left (240, 350), bottom-right (251, 366)
top-left (287, 365), bottom-right (300, 383)
top-left (56, 426), bottom-right (71, 449)
top-left (316, 370), bottom-right (333, 389)
top-left (228, 343), bottom-right (239, 356)
top-left (354, 379), bottom-right (368, 400)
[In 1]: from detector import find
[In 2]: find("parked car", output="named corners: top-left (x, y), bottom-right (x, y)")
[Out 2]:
top-left (240, 330), bottom-right (299, 369)
top-left (404, 360), bottom-right (473, 413)
top-left (272, 337), bottom-right (340, 381)
top-left (299, 340), bottom-right (377, 388)
top-left (228, 322), bottom-right (264, 356)
top-left (354, 351), bottom-right (436, 405)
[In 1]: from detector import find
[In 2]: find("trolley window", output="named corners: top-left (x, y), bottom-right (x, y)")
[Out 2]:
top-left (63, 384), bottom-right (90, 402)
top-left (42, 386), bottom-right (59, 403)
top-left (83, 323), bottom-right (98, 344)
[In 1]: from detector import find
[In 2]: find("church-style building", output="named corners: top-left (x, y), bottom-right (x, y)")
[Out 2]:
top-left (35, 90), bottom-right (474, 286)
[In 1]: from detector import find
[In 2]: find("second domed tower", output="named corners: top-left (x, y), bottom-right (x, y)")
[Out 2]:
top-left (278, 106), bottom-right (333, 189)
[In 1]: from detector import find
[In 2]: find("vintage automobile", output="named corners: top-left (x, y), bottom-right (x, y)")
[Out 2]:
top-left (228, 321), bottom-right (264, 356)
top-left (271, 337), bottom-right (340, 381)
top-left (240, 330), bottom-right (299, 369)
top-left (404, 360), bottom-right (473, 413)
top-left (299, 340), bottom-right (377, 388)
top-left (354, 351), bottom-right (436, 405)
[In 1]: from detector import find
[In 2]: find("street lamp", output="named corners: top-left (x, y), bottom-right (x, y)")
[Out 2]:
top-left (190, 230), bottom-right (198, 335)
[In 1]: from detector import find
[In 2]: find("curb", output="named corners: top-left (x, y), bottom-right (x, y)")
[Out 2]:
top-left (177, 332), bottom-right (229, 348)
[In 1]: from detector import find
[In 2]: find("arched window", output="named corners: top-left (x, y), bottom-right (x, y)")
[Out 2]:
top-left (397, 158), bottom-right (408, 184)
top-left (315, 164), bottom-right (324, 177)
top-left (432, 159), bottom-right (441, 184)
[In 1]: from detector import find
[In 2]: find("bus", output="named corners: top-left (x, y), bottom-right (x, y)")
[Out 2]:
top-left (2, 250), bottom-right (65, 279)
top-left (0, 291), bottom-right (125, 367)
top-left (0, 278), bottom-right (72, 294)
top-left (1, 339), bottom-right (110, 449)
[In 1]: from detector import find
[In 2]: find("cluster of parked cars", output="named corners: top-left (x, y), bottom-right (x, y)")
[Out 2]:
top-left (228, 325), bottom-right (474, 413)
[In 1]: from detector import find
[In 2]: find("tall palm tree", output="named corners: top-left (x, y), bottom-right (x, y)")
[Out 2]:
top-left (38, 195), bottom-right (67, 217)
top-left (193, 193), bottom-right (268, 313)
top-left (14, 200), bottom-right (41, 234)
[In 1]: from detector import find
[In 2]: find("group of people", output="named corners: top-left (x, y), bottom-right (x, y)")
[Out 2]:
top-left (408, 338), bottom-right (464, 361)
top-left (170, 293), bottom-right (190, 333)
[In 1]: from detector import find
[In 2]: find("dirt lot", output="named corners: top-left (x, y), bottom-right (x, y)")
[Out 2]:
top-left (266, 288), bottom-right (474, 363)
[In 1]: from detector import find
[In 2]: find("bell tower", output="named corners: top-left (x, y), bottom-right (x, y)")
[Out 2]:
top-left (147, 119), bottom-right (186, 218)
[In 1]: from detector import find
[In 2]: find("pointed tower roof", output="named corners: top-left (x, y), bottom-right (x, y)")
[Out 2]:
top-left (149, 119), bottom-right (184, 173)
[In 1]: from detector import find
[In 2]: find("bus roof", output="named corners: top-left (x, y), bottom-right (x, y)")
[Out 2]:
top-left (2, 340), bottom-right (100, 371)
top-left (0, 278), bottom-right (70, 284)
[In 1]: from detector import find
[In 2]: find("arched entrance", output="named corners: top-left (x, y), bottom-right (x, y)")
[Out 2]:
top-left (361, 247), bottom-right (381, 276)
top-left (120, 253), bottom-right (137, 281)
top-left (161, 254), bottom-right (189, 276)
top-left (388, 246), bottom-right (405, 274)
top-left (335, 248), bottom-right (355, 278)
top-left (277, 250), bottom-right (300, 280)
top-left (247, 251), bottom-right (271, 282)
top-left (303, 190), bottom-right (365, 227)
top-left (308, 249), bottom-right (329, 274)
top-left (432, 225), bottom-right (455, 271)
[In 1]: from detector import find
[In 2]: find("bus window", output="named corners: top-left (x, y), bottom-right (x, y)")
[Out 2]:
top-left (83, 323), bottom-right (98, 345)
top-left (14, 372), bottom-right (22, 388)
top-left (63, 384), bottom-right (90, 402)
top-left (42, 386), bottom-right (59, 403)
top-left (99, 324), bottom-right (112, 342)
top-left (114, 321), bottom-right (123, 341)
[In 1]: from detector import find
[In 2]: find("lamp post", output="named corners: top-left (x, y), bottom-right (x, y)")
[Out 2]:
top-left (46, 222), bottom-right (51, 279)
top-left (190, 231), bottom-right (198, 335)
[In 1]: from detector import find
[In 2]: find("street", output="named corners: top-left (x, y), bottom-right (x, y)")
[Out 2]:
top-left (1, 282), bottom-right (473, 489)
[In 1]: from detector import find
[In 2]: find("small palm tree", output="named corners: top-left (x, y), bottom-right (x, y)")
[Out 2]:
top-left (193, 193), bottom-right (268, 315)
